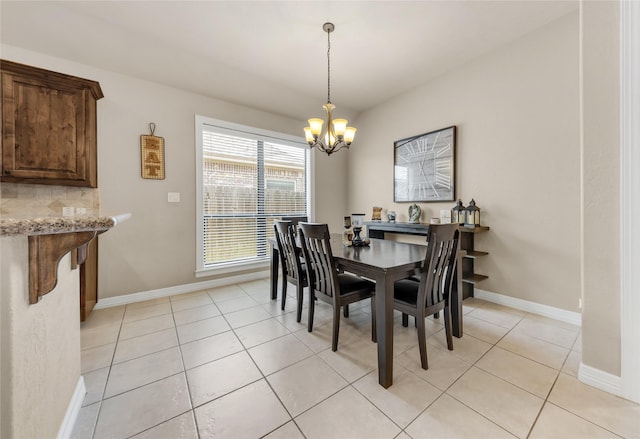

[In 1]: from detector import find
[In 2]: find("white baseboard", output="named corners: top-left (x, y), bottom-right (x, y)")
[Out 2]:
top-left (474, 288), bottom-right (582, 327)
top-left (57, 376), bottom-right (86, 439)
top-left (94, 270), bottom-right (270, 309)
top-left (470, 290), bottom-right (628, 399)
top-left (578, 362), bottom-right (622, 397)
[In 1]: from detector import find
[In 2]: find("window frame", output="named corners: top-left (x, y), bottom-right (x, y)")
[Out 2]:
top-left (195, 115), bottom-right (312, 277)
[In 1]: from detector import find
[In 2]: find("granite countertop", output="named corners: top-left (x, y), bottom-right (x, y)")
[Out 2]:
top-left (0, 213), bottom-right (132, 237)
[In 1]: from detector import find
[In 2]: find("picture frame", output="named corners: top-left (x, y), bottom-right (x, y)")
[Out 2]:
top-left (393, 125), bottom-right (456, 202)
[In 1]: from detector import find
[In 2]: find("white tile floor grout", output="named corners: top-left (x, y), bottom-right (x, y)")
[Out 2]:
top-left (72, 279), bottom-right (640, 439)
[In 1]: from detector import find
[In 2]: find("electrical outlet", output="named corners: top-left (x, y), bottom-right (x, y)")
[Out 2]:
top-left (578, 298), bottom-right (582, 309)
top-left (168, 192), bottom-right (181, 203)
top-left (75, 207), bottom-right (87, 215)
top-left (62, 207), bottom-right (75, 217)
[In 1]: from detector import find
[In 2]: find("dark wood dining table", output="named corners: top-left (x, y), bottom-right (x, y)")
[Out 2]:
top-left (269, 235), bottom-right (464, 388)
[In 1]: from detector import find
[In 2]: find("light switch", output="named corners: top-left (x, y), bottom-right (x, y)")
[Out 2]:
top-left (168, 192), bottom-right (181, 203)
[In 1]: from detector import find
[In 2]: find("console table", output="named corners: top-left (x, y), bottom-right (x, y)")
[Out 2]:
top-left (365, 221), bottom-right (489, 299)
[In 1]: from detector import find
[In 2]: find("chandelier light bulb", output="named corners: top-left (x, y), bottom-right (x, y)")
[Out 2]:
top-left (308, 118), bottom-right (324, 136)
top-left (332, 119), bottom-right (348, 137)
top-left (344, 127), bottom-right (357, 144)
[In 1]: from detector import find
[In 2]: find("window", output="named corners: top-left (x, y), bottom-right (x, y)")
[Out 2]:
top-left (195, 116), bottom-right (310, 275)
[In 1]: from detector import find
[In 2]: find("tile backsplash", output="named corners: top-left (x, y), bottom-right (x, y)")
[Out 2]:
top-left (0, 183), bottom-right (100, 218)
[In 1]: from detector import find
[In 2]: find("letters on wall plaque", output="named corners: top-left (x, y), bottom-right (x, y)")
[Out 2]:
top-left (140, 123), bottom-right (165, 180)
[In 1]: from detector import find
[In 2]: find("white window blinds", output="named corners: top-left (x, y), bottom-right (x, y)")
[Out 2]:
top-left (197, 117), bottom-right (308, 270)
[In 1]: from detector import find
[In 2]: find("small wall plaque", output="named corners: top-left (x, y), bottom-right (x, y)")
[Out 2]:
top-left (140, 123), bottom-right (165, 179)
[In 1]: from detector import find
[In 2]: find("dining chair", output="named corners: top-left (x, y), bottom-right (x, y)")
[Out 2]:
top-left (298, 222), bottom-right (376, 351)
top-left (274, 220), bottom-right (307, 322)
top-left (394, 223), bottom-right (459, 369)
top-left (281, 216), bottom-right (308, 229)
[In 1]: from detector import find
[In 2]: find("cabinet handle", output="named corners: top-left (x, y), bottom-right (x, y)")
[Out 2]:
top-left (4, 170), bottom-right (11, 175)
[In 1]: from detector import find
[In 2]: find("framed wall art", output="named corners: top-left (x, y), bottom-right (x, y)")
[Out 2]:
top-left (394, 125), bottom-right (456, 202)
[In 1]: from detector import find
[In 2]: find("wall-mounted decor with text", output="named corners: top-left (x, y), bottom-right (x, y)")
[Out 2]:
top-left (140, 123), bottom-right (165, 180)
top-left (394, 125), bottom-right (456, 202)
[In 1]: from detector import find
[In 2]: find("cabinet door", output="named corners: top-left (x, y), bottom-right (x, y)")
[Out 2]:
top-left (1, 72), bottom-right (94, 186)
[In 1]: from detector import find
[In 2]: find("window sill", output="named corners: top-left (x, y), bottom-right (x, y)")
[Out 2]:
top-left (195, 260), bottom-right (270, 278)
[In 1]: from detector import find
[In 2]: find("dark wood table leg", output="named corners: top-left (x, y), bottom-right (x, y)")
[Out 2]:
top-left (270, 244), bottom-right (279, 300)
top-left (375, 274), bottom-right (395, 388)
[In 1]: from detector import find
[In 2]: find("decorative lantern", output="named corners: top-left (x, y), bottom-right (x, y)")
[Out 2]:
top-left (451, 199), bottom-right (466, 225)
top-left (351, 213), bottom-right (365, 228)
top-left (351, 213), bottom-right (366, 246)
top-left (464, 199), bottom-right (481, 227)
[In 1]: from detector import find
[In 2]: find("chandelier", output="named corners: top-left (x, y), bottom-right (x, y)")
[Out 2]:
top-left (304, 22), bottom-right (356, 156)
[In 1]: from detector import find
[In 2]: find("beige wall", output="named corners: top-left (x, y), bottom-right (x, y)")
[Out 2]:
top-left (0, 45), bottom-right (348, 299)
top-left (312, 151), bottom-right (349, 231)
top-left (581, 0), bottom-right (620, 376)
top-left (349, 13), bottom-right (581, 312)
top-left (1, 237), bottom-right (81, 438)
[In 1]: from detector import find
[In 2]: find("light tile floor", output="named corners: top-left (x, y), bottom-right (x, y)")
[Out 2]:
top-left (72, 279), bottom-right (640, 439)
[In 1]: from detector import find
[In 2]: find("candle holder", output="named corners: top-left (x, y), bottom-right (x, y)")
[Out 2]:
top-left (342, 216), bottom-right (353, 246)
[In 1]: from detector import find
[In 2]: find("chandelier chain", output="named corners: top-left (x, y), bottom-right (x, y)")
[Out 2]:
top-left (327, 28), bottom-right (331, 104)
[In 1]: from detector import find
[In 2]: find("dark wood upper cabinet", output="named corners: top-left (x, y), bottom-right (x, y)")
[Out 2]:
top-left (1, 60), bottom-right (104, 187)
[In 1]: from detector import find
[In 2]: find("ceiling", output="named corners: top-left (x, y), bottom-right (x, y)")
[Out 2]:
top-left (1, 1), bottom-right (577, 121)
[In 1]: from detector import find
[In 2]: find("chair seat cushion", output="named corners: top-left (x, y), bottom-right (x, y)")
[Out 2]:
top-left (393, 279), bottom-right (419, 306)
top-left (337, 273), bottom-right (375, 295)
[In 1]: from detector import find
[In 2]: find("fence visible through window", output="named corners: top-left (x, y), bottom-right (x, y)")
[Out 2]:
top-left (199, 125), bottom-right (307, 267)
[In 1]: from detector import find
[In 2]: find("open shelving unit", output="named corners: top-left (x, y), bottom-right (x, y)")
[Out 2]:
top-left (365, 221), bottom-right (490, 299)
top-left (458, 225), bottom-right (490, 298)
